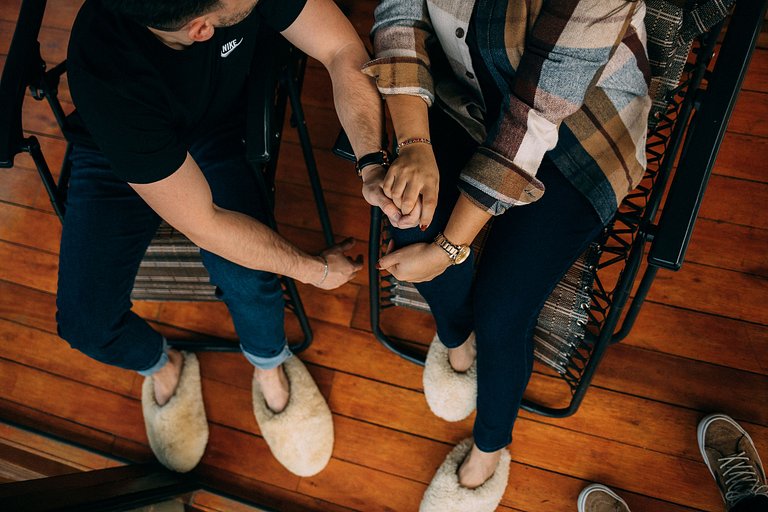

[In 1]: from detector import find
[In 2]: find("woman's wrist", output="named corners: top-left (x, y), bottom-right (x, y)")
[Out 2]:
top-left (443, 194), bottom-right (493, 246)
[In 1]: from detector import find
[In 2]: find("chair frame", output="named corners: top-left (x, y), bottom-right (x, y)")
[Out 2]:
top-left (0, 0), bottom-right (337, 354)
top-left (363, 0), bottom-right (766, 417)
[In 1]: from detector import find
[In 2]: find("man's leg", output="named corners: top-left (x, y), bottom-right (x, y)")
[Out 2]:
top-left (698, 414), bottom-right (768, 511)
top-left (190, 126), bottom-right (291, 412)
top-left (191, 126), bottom-right (335, 476)
top-left (57, 143), bottom-right (166, 374)
top-left (57, 144), bottom-right (208, 473)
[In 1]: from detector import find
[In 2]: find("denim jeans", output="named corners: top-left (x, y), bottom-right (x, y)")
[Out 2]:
top-left (56, 125), bottom-right (290, 374)
top-left (390, 109), bottom-right (604, 452)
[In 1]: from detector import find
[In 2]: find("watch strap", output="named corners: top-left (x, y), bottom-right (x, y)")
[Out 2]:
top-left (433, 232), bottom-right (461, 263)
top-left (355, 150), bottom-right (390, 177)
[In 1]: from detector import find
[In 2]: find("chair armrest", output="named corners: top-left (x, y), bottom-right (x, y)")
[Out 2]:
top-left (0, 0), bottom-right (47, 168)
top-left (648, 0), bottom-right (766, 270)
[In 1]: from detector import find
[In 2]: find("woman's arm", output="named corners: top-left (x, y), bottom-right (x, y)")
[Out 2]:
top-left (381, 94), bottom-right (439, 229)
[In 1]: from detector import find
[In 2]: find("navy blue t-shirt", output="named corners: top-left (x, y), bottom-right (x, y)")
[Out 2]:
top-left (67, 0), bottom-right (307, 183)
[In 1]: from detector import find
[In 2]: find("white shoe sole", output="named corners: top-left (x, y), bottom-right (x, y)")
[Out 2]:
top-left (577, 483), bottom-right (629, 512)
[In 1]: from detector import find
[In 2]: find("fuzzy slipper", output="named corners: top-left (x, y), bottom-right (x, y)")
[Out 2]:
top-left (423, 334), bottom-right (477, 422)
top-left (252, 356), bottom-right (333, 477)
top-left (419, 438), bottom-right (511, 512)
top-left (142, 351), bottom-right (208, 473)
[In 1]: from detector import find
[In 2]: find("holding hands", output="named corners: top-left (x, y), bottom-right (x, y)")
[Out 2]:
top-left (358, 139), bottom-right (454, 283)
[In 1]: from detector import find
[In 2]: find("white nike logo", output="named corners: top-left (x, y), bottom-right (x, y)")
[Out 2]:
top-left (220, 38), bottom-right (243, 58)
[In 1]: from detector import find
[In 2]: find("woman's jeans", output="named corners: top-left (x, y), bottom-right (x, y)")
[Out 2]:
top-left (56, 126), bottom-right (290, 374)
top-left (390, 109), bottom-right (604, 452)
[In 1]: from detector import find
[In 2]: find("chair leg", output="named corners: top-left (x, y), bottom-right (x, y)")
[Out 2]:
top-left (284, 63), bottom-right (334, 247)
top-left (368, 206), bottom-right (427, 366)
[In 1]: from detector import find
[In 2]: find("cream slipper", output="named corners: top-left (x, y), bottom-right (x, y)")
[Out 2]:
top-left (142, 351), bottom-right (208, 473)
top-left (423, 334), bottom-right (477, 421)
top-left (252, 356), bottom-right (333, 477)
top-left (420, 438), bottom-right (511, 512)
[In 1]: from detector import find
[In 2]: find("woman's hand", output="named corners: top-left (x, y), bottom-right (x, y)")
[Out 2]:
top-left (382, 143), bottom-right (439, 230)
top-left (377, 242), bottom-right (452, 282)
top-left (361, 165), bottom-right (422, 229)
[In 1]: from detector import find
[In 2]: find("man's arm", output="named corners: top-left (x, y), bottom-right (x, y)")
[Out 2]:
top-left (280, 0), bottom-right (422, 228)
top-left (281, 0), bottom-right (382, 158)
top-left (130, 153), bottom-right (361, 290)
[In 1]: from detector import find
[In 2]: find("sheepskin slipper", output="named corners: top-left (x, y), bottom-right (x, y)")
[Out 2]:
top-left (142, 351), bottom-right (208, 473)
top-left (419, 438), bottom-right (511, 512)
top-left (252, 356), bottom-right (333, 477)
top-left (423, 334), bottom-right (477, 421)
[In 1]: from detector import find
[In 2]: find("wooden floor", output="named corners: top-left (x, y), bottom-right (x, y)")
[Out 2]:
top-left (1, 1), bottom-right (767, 511)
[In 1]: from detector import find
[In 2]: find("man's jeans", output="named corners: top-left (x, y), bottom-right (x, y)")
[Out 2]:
top-left (56, 126), bottom-right (291, 374)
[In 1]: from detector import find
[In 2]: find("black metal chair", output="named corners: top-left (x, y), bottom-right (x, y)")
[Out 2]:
top-left (0, 0), bottom-right (337, 353)
top-left (336, 0), bottom-right (766, 417)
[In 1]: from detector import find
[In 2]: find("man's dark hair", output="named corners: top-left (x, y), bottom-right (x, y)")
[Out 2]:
top-left (101, 0), bottom-right (223, 31)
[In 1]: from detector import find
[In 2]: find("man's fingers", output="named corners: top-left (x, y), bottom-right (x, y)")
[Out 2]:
top-left (338, 237), bottom-right (356, 251)
top-left (385, 239), bottom-right (395, 254)
top-left (380, 199), bottom-right (403, 227)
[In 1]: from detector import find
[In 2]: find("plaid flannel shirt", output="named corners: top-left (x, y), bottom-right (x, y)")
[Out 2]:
top-left (362, 0), bottom-right (651, 223)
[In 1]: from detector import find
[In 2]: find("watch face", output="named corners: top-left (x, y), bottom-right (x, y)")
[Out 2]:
top-left (454, 245), bottom-right (471, 265)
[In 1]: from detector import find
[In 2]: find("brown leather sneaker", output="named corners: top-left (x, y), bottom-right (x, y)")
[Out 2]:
top-left (698, 413), bottom-right (768, 510)
top-left (578, 484), bottom-right (631, 512)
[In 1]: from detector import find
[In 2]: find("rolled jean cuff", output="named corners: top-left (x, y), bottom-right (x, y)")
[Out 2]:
top-left (242, 341), bottom-right (292, 370)
top-left (137, 337), bottom-right (169, 377)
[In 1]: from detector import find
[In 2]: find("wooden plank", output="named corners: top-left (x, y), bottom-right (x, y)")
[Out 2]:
top-left (0, 202), bottom-right (61, 254)
top-left (729, 90), bottom-right (768, 137)
top-left (643, 260), bottom-right (768, 326)
top-left (0, 421), bottom-right (120, 471)
top-left (621, 301), bottom-right (768, 375)
top-left (195, 467), bottom-right (357, 512)
top-left (714, 132), bottom-right (768, 183)
top-left (0, 358), bottom-right (146, 443)
top-left (0, 398), bottom-right (118, 458)
top-left (0, 442), bottom-right (80, 480)
top-left (595, 343), bottom-right (768, 426)
top-left (0, 319), bottom-right (138, 396)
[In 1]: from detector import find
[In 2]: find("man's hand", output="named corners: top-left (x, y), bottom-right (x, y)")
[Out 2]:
top-left (377, 241), bottom-right (451, 283)
top-left (313, 238), bottom-right (364, 290)
top-left (382, 143), bottom-right (439, 230)
top-left (361, 165), bottom-right (421, 229)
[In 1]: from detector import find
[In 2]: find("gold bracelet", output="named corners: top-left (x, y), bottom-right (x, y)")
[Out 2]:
top-left (396, 137), bottom-right (432, 153)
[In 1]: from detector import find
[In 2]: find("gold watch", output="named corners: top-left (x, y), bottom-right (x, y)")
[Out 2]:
top-left (433, 232), bottom-right (471, 265)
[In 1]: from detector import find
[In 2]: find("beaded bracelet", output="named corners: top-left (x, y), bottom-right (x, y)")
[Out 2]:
top-left (396, 137), bottom-right (432, 152)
